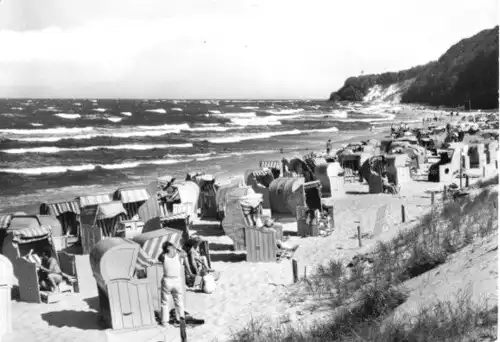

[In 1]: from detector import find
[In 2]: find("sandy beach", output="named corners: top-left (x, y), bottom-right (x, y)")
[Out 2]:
top-left (2, 104), bottom-right (496, 342)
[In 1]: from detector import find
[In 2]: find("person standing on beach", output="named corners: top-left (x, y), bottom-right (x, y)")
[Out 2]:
top-left (158, 241), bottom-right (186, 327)
top-left (326, 139), bottom-right (332, 155)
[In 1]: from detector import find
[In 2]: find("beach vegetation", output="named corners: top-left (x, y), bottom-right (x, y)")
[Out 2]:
top-left (229, 181), bottom-right (498, 342)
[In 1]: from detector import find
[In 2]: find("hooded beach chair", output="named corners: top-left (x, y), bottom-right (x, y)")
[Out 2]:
top-left (222, 191), bottom-right (284, 262)
top-left (79, 201), bottom-right (128, 254)
top-left (89, 238), bottom-right (159, 330)
top-left (1, 216), bottom-right (76, 303)
top-left (244, 168), bottom-right (275, 209)
top-left (114, 183), bottom-right (161, 237)
top-left (39, 198), bottom-right (81, 248)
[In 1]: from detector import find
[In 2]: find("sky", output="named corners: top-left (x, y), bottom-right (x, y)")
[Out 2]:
top-left (0, 0), bottom-right (497, 99)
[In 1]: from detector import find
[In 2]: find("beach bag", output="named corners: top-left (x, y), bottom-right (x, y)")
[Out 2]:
top-left (202, 274), bottom-right (216, 294)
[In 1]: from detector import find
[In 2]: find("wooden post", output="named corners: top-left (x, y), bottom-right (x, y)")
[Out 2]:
top-left (401, 204), bottom-right (406, 223)
top-left (483, 166), bottom-right (486, 178)
top-left (292, 259), bottom-right (298, 283)
top-left (431, 192), bottom-right (435, 205)
top-left (443, 186), bottom-right (447, 202)
top-left (180, 320), bottom-right (187, 342)
top-left (459, 155), bottom-right (463, 189)
top-left (495, 160), bottom-right (498, 170)
top-left (304, 266), bottom-right (308, 279)
top-left (357, 226), bottom-right (362, 247)
top-left (465, 175), bottom-right (469, 187)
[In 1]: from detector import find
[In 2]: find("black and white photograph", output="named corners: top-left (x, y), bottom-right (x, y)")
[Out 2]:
top-left (0, 1), bottom-right (498, 341)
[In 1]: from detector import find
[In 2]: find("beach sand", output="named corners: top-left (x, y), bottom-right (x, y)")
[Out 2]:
top-left (2, 107), bottom-right (496, 342)
top-left (3, 174), bottom-right (482, 342)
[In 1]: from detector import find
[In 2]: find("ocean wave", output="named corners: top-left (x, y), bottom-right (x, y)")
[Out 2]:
top-left (121, 112), bottom-right (132, 116)
top-left (206, 125), bottom-right (339, 144)
top-left (0, 126), bottom-right (94, 135)
top-left (171, 108), bottom-right (183, 112)
top-left (54, 113), bottom-right (81, 119)
top-left (240, 106), bottom-right (259, 110)
top-left (323, 110), bottom-right (348, 119)
top-left (229, 116), bottom-right (282, 126)
top-left (30, 123), bottom-right (44, 127)
top-left (9, 124), bottom-right (191, 142)
top-left (93, 108), bottom-right (107, 112)
top-left (145, 108), bottom-right (167, 114)
top-left (307, 126), bottom-right (339, 133)
top-left (208, 129), bottom-right (301, 144)
top-left (266, 108), bottom-right (304, 115)
top-left (1, 143), bottom-right (193, 154)
top-left (0, 158), bottom-right (193, 175)
top-left (208, 110), bottom-right (221, 114)
top-left (335, 113), bottom-right (396, 123)
top-left (107, 117), bottom-right (122, 123)
top-left (183, 126), bottom-right (232, 132)
top-left (137, 123), bottom-right (190, 131)
top-left (38, 107), bottom-right (60, 112)
top-left (215, 112), bottom-right (256, 118)
top-left (213, 112), bottom-right (282, 126)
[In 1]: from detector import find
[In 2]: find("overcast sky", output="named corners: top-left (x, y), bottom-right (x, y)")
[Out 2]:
top-left (0, 0), bottom-right (497, 99)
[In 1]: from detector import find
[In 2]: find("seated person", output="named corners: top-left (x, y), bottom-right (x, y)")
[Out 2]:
top-left (184, 237), bottom-right (220, 286)
top-left (36, 248), bottom-right (64, 293)
top-left (382, 174), bottom-right (398, 194)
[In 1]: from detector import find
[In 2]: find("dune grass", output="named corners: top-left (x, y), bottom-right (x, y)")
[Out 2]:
top-left (227, 183), bottom-right (498, 342)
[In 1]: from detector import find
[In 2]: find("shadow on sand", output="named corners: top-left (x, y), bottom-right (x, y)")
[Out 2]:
top-left (346, 191), bottom-right (370, 195)
top-left (210, 253), bottom-right (246, 263)
top-left (206, 242), bottom-right (233, 251)
top-left (41, 310), bottom-right (103, 330)
top-left (190, 222), bottom-right (225, 237)
top-left (84, 296), bottom-right (100, 312)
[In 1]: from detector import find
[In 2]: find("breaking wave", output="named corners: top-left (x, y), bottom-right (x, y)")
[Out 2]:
top-left (54, 113), bottom-right (81, 119)
top-left (1, 143), bottom-right (193, 154)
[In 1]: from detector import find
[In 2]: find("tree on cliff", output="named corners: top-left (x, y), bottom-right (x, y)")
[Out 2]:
top-left (329, 26), bottom-right (499, 109)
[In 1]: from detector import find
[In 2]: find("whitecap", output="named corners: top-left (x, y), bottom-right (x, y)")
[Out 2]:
top-left (1, 143), bottom-right (193, 154)
top-left (93, 108), bottom-right (107, 113)
top-left (145, 108), bottom-right (167, 114)
top-left (120, 112), bottom-right (132, 116)
top-left (171, 108), bottom-right (183, 112)
top-left (55, 113), bottom-right (81, 119)
top-left (266, 108), bottom-right (304, 115)
top-left (208, 110), bottom-right (221, 114)
top-left (208, 129), bottom-right (301, 144)
top-left (241, 106), bottom-right (259, 110)
top-left (0, 126), bottom-right (94, 135)
top-left (137, 123), bottom-right (190, 131)
top-left (30, 123), bottom-right (44, 127)
top-left (107, 117), bottom-right (122, 123)
top-left (0, 158), bottom-right (192, 175)
top-left (184, 126), bottom-right (232, 132)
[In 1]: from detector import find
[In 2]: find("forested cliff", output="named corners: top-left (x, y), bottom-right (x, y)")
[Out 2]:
top-left (329, 26), bottom-right (499, 109)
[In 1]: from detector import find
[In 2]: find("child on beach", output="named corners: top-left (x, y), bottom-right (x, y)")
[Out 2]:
top-left (158, 241), bottom-right (187, 326)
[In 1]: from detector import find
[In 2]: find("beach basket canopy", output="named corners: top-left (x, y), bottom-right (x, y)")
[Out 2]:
top-left (96, 202), bottom-right (127, 220)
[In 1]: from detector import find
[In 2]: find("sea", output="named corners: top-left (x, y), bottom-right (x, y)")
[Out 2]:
top-left (0, 98), bottom-right (411, 211)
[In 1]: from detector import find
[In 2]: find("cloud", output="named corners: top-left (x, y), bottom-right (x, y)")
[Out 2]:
top-left (0, 0), bottom-right (497, 98)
